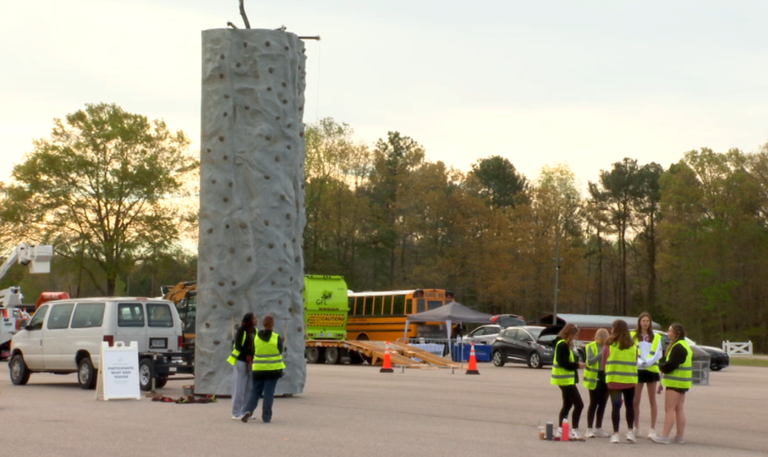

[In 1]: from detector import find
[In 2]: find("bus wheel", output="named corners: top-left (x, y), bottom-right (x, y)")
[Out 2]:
top-left (325, 347), bottom-right (342, 364)
top-left (305, 347), bottom-right (325, 364)
top-left (357, 334), bottom-right (369, 341)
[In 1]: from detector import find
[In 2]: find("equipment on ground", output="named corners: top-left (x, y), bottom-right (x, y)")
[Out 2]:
top-left (0, 243), bottom-right (54, 359)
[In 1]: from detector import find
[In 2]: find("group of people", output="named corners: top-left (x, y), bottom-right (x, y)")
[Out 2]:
top-left (227, 313), bottom-right (286, 423)
top-left (552, 313), bottom-right (693, 445)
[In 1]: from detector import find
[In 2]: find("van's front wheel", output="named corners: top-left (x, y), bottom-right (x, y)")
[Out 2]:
top-left (10, 354), bottom-right (31, 385)
top-left (77, 357), bottom-right (97, 389)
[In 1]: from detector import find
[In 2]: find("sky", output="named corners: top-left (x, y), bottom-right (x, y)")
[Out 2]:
top-left (2, 0), bottom-right (767, 189)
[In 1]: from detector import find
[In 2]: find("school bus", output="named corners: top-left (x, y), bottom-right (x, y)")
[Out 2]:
top-left (346, 289), bottom-right (454, 342)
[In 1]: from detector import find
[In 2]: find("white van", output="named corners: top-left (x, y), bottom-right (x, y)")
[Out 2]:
top-left (9, 297), bottom-right (183, 390)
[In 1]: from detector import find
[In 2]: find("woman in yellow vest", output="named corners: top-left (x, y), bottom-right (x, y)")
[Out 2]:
top-left (651, 323), bottom-right (693, 445)
top-left (241, 315), bottom-right (286, 423)
top-left (584, 328), bottom-right (610, 438)
top-left (551, 323), bottom-right (586, 440)
top-left (632, 312), bottom-right (663, 438)
top-left (603, 319), bottom-right (638, 443)
top-left (228, 313), bottom-right (256, 420)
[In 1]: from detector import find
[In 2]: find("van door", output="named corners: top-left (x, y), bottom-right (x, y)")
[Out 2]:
top-left (68, 302), bottom-right (106, 369)
top-left (115, 302), bottom-right (148, 351)
top-left (146, 301), bottom-right (179, 352)
top-left (17, 305), bottom-right (49, 369)
top-left (43, 303), bottom-right (75, 370)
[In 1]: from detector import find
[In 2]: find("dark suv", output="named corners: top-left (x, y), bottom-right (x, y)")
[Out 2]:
top-left (490, 314), bottom-right (526, 328)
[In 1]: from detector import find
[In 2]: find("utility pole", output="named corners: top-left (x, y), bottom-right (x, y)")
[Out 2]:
top-left (553, 221), bottom-right (562, 326)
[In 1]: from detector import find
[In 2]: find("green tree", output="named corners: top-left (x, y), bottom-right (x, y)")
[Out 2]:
top-left (469, 156), bottom-right (529, 208)
top-left (363, 131), bottom-right (426, 289)
top-left (0, 103), bottom-right (198, 296)
top-left (589, 158), bottom-right (644, 315)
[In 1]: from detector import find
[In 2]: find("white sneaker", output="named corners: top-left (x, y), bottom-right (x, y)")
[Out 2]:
top-left (585, 428), bottom-right (595, 438)
top-left (673, 436), bottom-right (686, 444)
top-left (571, 429), bottom-right (584, 441)
top-left (626, 430), bottom-right (636, 443)
top-left (230, 415), bottom-right (242, 420)
top-left (594, 429), bottom-right (611, 438)
top-left (610, 434), bottom-right (620, 443)
top-left (651, 435), bottom-right (670, 444)
top-left (647, 428), bottom-right (656, 439)
top-left (555, 427), bottom-right (562, 439)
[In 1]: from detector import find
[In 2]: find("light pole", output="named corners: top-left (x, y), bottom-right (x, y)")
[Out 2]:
top-left (553, 220), bottom-right (562, 326)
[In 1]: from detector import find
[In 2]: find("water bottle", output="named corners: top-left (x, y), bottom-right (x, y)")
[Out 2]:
top-left (546, 422), bottom-right (554, 440)
top-left (562, 419), bottom-right (570, 441)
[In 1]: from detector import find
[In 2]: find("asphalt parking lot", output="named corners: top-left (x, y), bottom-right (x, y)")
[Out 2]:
top-left (1, 362), bottom-right (767, 457)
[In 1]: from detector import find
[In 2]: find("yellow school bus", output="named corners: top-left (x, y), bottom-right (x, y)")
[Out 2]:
top-left (346, 289), bottom-right (454, 341)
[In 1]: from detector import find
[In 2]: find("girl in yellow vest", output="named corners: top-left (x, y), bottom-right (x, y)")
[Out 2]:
top-left (241, 315), bottom-right (286, 423)
top-left (632, 312), bottom-right (663, 438)
top-left (584, 328), bottom-right (610, 438)
top-left (651, 323), bottom-right (693, 445)
top-left (603, 319), bottom-right (638, 443)
top-left (228, 313), bottom-right (256, 420)
top-left (550, 323), bottom-right (586, 440)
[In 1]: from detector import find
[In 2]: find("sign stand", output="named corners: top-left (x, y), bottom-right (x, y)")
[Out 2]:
top-left (96, 341), bottom-right (141, 401)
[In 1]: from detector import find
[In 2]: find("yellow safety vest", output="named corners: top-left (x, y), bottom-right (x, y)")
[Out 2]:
top-left (583, 341), bottom-right (600, 390)
top-left (252, 332), bottom-right (286, 372)
top-left (661, 340), bottom-right (693, 389)
top-left (631, 330), bottom-right (662, 374)
top-left (551, 340), bottom-right (576, 386)
top-left (227, 331), bottom-right (248, 366)
top-left (605, 342), bottom-right (638, 384)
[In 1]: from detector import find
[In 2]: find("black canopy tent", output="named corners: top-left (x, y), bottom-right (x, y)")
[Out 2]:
top-left (404, 302), bottom-right (493, 356)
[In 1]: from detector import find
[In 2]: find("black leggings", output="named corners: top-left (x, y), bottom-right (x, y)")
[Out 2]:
top-left (587, 374), bottom-right (609, 429)
top-left (609, 388), bottom-right (636, 433)
top-left (558, 384), bottom-right (584, 429)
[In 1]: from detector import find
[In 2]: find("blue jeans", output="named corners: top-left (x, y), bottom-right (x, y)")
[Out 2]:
top-left (244, 377), bottom-right (278, 422)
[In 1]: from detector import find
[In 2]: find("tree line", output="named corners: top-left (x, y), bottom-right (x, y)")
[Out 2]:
top-left (1, 105), bottom-right (766, 351)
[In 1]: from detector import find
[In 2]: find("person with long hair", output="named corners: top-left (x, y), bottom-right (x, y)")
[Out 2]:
top-left (242, 314), bottom-right (286, 424)
top-left (551, 323), bottom-right (586, 440)
top-left (603, 319), bottom-right (639, 443)
top-left (584, 328), bottom-right (610, 438)
top-left (228, 312), bottom-right (257, 420)
top-left (651, 323), bottom-right (693, 445)
top-left (632, 312), bottom-right (663, 438)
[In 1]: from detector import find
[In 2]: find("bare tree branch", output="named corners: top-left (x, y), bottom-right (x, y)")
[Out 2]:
top-left (239, 0), bottom-right (251, 29)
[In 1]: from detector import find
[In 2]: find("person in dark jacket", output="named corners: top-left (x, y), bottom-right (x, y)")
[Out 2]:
top-left (242, 315), bottom-right (286, 423)
top-left (229, 313), bottom-right (257, 420)
top-left (651, 323), bottom-right (693, 444)
top-left (551, 323), bottom-right (586, 440)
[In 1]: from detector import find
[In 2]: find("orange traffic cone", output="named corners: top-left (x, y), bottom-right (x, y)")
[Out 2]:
top-left (465, 342), bottom-right (480, 375)
top-left (380, 341), bottom-right (394, 373)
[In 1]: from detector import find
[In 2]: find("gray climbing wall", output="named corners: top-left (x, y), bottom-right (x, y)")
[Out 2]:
top-left (196, 28), bottom-right (307, 396)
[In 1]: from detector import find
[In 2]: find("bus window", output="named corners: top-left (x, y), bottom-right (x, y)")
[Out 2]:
top-left (393, 296), bottom-right (405, 315)
top-left (427, 300), bottom-right (442, 311)
top-left (416, 299), bottom-right (426, 313)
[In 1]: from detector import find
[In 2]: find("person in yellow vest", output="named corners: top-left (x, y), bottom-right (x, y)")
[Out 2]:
top-left (651, 323), bottom-right (693, 445)
top-left (603, 319), bottom-right (638, 443)
top-left (228, 313), bottom-right (257, 420)
top-left (631, 312), bottom-right (663, 438)
top-left (551, 323), bottom-right (586, 440)
top-left (584, 328), bottom-right (610, 438)
top-left (241, 315), bottom-right (286, 423)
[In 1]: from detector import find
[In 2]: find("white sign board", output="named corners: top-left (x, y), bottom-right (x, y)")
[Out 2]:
top-left (96, 341), bottom-right (141, 401)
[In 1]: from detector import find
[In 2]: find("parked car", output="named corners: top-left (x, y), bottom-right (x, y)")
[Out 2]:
top-left (9, 297), bottom-right (187, 390)
top-left (461, 324), bottom-right (502, 345)
top-left (490, 314), bottom-right (526, 328)
top-left (491, 325), bottom-right (555, 369)
top-left (696, 345), bottom-right (730, 371)
top-left (655, 330), bottom-right (729, 371)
